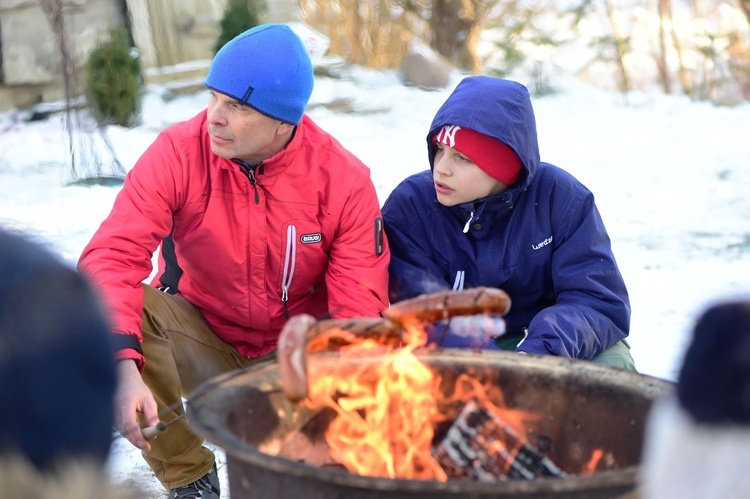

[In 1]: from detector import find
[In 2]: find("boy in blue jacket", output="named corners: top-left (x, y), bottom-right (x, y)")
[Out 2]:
top-left (382, 76), bottom-right (635, 370)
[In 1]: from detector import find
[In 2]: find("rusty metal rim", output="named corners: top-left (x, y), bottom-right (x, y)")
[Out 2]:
top-left (186, 350), bottom-right (673, 494)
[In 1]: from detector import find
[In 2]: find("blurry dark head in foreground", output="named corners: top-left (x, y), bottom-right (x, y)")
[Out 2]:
top-left (678, 300), bottom-right (750, 424)
top-left (639, 299), bottom-right (750, 499)
top-left (0, 228), bottom-right (116, 470)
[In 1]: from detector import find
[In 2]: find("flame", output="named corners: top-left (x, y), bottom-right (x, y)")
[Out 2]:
top-left (302, 322), bottom-right (542, 481)
top-left (304, 327), bottom-right (445, 479)
top-left (582, 448), bottom-right (604, 475)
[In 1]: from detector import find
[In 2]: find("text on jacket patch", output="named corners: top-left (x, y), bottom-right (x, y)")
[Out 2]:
top-left (300, 233), bottom-right (322, 244)
top-left (532, 235), bottom-right (553, 250)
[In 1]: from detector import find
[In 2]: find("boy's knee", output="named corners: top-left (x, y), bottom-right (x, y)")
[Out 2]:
top-left (593, 340), bottom-right (637, 372)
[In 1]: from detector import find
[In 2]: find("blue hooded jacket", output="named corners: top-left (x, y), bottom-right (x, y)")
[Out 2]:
top-left (382, 76), bottom-right (630, 359)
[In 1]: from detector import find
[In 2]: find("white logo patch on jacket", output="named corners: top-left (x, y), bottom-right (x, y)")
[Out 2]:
top-left (532, 235), bottom-right (553, 250)
top-left (300, 233), bottom-right (322, 244)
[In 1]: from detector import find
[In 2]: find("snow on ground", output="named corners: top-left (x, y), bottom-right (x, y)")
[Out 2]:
top-left (1, 64), bottom-right (749, 496)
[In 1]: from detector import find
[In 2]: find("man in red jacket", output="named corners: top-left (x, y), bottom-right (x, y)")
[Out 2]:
top-left (78, 24), bottom-right (390, 499)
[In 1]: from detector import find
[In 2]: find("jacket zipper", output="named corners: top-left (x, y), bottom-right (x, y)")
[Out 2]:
top-left (281, 224), bottom-right (297, 319)
top-left (239, 161), bottom-right (260, 204)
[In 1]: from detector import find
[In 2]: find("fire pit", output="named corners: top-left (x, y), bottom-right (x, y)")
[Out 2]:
top-left (186, 349), bottom-right (673, 499)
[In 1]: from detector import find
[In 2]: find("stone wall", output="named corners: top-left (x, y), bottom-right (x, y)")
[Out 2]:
top-left (127, 0), bottom-right (223, 69)
top-left (0, 0), bottom-right (304, 113)
top-left (0, 0), bottom-right (127, 111)
top-left (0, 0), bottom-right (225, 112)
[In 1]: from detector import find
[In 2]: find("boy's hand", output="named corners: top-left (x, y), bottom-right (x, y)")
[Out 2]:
top-left (428, 315), bottom-right (506, 349)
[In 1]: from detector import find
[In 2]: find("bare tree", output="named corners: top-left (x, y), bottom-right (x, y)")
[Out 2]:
top-left (426, 0), bottom-right (493, 73)
top-left (738, 0), bottom-right (750, 26)
top-left (732, 0), bottom-right (750, 98)
top-left (40, 0), bottom-right (126, 185)
top-left (299, 0), bottom-right (418, 69)
top-left (655, 0), bottom-right (673, 93)
top-left (602, 0), bottom-right (631, 92)
top-left (300, 0), bottom-right (749, 103)
top-left (301, 0), bottom-right (498, 72)
top-left (668, 6), bottom-right (692, 94)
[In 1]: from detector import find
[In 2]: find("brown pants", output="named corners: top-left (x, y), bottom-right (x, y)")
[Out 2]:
top-left (139, 284), bottom-right (270, 489)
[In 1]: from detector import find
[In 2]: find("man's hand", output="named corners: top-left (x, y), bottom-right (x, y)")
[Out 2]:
top-left (114, 360), bottom-right (159, 452)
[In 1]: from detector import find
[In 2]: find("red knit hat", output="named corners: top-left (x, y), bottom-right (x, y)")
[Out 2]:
top-left (432, 125), bottom-right (522, 185)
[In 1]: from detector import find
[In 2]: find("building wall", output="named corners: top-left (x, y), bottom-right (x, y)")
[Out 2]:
top-left (0, 0), bottom-right (225, 112)
top-left (0, 0), bottom-right (302, 113)
top-left (127, 0), bottom-right (224, 68)
top-left (0, 0), bottom-right (128, 110)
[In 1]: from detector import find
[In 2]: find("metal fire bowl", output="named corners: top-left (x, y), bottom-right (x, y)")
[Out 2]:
top-left (186, 349), bottom-right (673, 499)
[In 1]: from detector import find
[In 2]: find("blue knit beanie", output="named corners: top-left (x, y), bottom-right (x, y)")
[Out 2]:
top-left (205, 23), bottom-right (314, 124)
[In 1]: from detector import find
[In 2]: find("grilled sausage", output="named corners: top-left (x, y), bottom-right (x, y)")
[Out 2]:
top-left (278, 288), bottom-right (512, 401)
top-left (278, 313), bottom-right (317, 401)
top-left (305, 318), bottom-right (402, 353)
top-left (384, 287), bottom-right (511, 326)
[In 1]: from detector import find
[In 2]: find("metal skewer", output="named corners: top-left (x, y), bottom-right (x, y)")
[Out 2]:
top-left (140, 412), bottom-right (186, 440)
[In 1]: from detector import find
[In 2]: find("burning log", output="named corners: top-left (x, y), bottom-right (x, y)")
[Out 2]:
top-left (433, 400), bottom-right (565, 481)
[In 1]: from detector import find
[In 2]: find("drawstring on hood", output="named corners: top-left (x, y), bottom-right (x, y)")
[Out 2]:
top-left (462, 211), bottom-right (474, 233)
top-left (458, 201), bottom-right (487, 235)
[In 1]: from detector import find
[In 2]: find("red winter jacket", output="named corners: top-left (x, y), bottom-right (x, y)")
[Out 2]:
top-left (78, 110), bottom-right (390, 369)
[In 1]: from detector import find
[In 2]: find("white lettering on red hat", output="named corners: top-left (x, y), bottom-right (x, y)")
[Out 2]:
top-left (435, 125), bottom-right (461, 148)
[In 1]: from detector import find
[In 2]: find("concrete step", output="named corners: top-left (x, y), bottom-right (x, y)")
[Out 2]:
top-left (143, 60), bottom-right (211, 87)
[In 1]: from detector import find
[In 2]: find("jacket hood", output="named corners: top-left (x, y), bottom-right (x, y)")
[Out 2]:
top-left (427, 76), bottom-right (540, 191)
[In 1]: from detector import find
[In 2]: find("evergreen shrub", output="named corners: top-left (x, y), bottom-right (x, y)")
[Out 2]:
top-left (214, 0), bottom-right (261, 54)
top-left (86, 28), bottom-right (143, 127)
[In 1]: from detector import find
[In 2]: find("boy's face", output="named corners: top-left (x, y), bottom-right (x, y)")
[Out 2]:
top-left (432, 144), bottom-right (508, 206)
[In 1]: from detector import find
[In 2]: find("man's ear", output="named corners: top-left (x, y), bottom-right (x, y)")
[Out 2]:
top-left (277, 121), bottom-right (295, 135)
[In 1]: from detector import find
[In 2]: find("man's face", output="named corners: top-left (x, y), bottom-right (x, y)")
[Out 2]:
top-left (432, 144), bottom-right (508, 206)
top-left (206, 90), bottom-right (293, 164)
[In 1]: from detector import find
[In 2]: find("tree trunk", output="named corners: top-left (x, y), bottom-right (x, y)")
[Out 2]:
top-left (738, 0), bottom-right (750, 27)
top-left (429, 0), bottom-right (482, 72)
top-left (655, 0), bottom-right (673, 93)
top-left (603, 0), bottom-right (631, 92)
top-left (670, 15), bottom-right (692, 94)
top-left (654, 0), bottom-right (691, 94)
